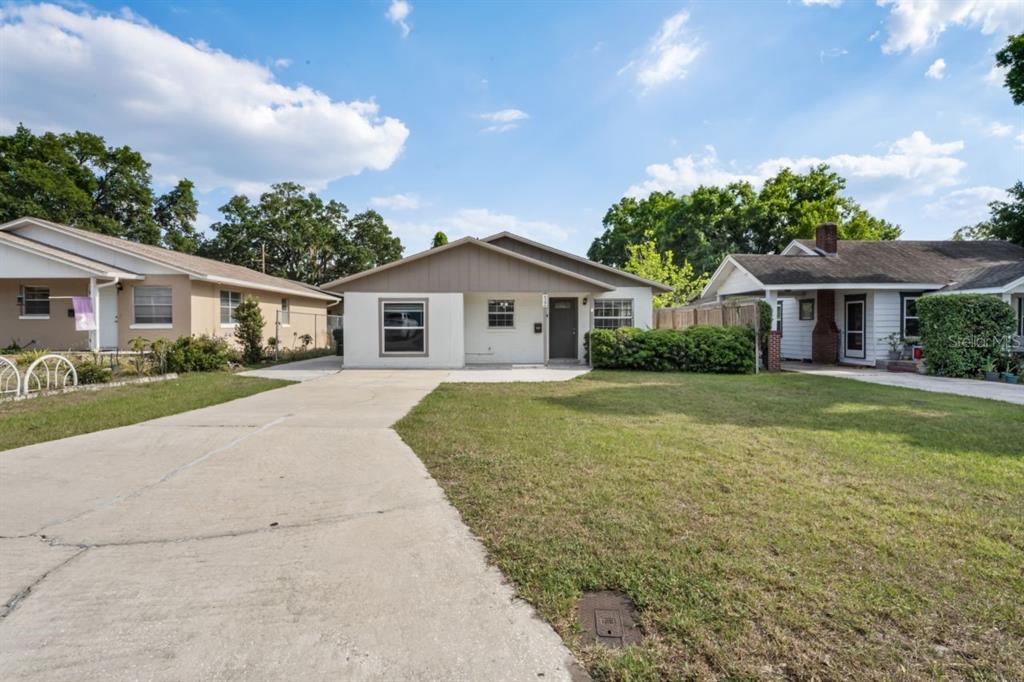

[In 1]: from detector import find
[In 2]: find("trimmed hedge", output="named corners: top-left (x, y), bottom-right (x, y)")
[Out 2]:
top-left (917, 294), bottom-right (1017, 378)
top-left (587, 325), bottom-right (755, 373)
top-left (165, 335), bottom-right (231, 373)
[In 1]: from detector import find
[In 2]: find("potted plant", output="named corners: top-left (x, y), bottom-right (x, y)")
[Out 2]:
top-left (882, 332), bottom-right (903, 361)
top-left (1004, 356), bottom-right (1021, 385)
top-left (982, 357), bottom-right (1000, 381)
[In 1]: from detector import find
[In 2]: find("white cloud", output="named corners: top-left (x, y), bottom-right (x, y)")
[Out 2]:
top-left (371, 193), bottom-right (422, 210)
top-left (878, 0), bottom-right (1023, 54)
top-left (820, 48), bottom-right (849, 62)
top-left (623, 11), bottom-right (702, 91)
top-left (386, 0), bottom-right (412, 38)
top-left (925, 57), bottom-right (946, 79)
top-left (273, 57), bottom-right (292, 69)
top-left (389, 208), bottom-right (570, 249)
top-left (627, 131), bottom-right (967, 198)
top-left (479, 109), bottom-right (529, 133)
top-left (987, 121), bottom-right (1014, 136)
top-left (925, 185), bottom-right (1005, 225)
top-left (0, 4), bottom-right (409, 194)
top-left (802, 0), bottom-right (843, 6)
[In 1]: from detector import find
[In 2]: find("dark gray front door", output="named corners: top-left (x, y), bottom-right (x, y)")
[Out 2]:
top-left (549, 298), bottom-right (578, 360)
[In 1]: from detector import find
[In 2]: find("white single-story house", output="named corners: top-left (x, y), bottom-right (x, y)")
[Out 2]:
top-left (701, 223), bottom-right (1024, 367)
top-left (320, 232), bottom-right (671, 368)
top-left (1, 216), bottom-right (338, 351)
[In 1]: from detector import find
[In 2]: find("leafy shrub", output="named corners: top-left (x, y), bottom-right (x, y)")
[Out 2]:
top-left (588, 325), bottom-right (755, 373)
top-left (166, 335), bottom-right (230, 373)
top-left (917, 294), bottom-right (1016, 378)
top-left (13, 349), bottom-right (48, 367)
top-left (757, 299), bottom-right (773, 363)
top-left (75, 361), bottom-right (113, 384)
top-left (233, 296), bottom-right (265, 364)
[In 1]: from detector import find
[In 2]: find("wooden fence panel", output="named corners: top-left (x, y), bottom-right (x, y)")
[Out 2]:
top-left (653, 301), bottom-right (760, 333)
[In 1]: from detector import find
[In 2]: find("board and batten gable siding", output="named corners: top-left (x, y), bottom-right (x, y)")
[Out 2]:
top-left (779, 297), bottom-right (814, 360)
top-left (343, 292), bottom-right (465, 368)
top-left (337, 242), bottom-right (608, 294)
top-left (486, 236), bottom-right (644, 289)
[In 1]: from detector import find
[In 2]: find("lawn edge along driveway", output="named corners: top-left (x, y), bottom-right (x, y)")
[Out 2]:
top-left (0, 373), bottom-right (291, 451)
top-left (395, 370), bottom-right (1024, 681)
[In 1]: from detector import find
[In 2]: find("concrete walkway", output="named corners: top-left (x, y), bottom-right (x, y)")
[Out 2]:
top-left (238, 354), bottom-right (343, 382)
top-left (0, 371), bottom-right (580, 681)
top-left (783, 362), bottom-right (1024, 405)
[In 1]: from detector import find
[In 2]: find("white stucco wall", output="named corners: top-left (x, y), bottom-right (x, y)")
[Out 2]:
top-left (464, 293), bottom-right (545, 364)
top-left (342, 291), bottom-right (465, 368)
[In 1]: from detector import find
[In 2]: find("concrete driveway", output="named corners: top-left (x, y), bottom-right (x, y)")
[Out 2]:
top-left (0, 371), bottom-right (580, 681)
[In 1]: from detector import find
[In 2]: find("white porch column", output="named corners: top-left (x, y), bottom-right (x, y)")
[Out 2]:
top-left (89, 277), bottom-right (99, 352)
top-left (542, 293), bottom-right (549, 365)
top-left (765, 289), bottom-right (779, 331)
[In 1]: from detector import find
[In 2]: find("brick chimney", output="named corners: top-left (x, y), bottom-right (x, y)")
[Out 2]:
top-left (815, 222), bottom-right (838, 255)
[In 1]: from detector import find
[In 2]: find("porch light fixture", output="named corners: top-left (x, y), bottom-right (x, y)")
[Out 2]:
top-left (582, 297), bottom-right (588, 305)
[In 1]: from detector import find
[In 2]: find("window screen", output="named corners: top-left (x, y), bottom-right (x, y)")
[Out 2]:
top-left (134, 286), bottom-right (173, 324)
top-left (382, 301), bottom-right (426, 354)
top-left (593, 299), bottom-right (633, 329)
top-left (487, 299), bottom-right (514, 328)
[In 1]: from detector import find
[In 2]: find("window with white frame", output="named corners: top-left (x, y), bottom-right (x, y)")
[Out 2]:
top-left (280, 298), bottom-right (290, 325)
top-left (134, 286), bottom-right (173, 325)
top-left (220, 290), bottom-right (242, 325)
top-left (19, 286), bottom-right (50, 317)
top-left (381, 301), bottom-right (426, 354)
top-left (487, 299), bottom-right (514, 328)
top-left (593, 299), bottom-right (633, 329)
top-left (902, 295), bottom-right (920, 339)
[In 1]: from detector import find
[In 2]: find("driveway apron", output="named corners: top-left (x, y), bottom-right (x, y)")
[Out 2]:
top-left (0, 370), bottom-right (579, 681)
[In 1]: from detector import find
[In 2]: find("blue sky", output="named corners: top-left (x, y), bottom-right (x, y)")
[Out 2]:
top-left (2, 0), bottom-right (1022, 257)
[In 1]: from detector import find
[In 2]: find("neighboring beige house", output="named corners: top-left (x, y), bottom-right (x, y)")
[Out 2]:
top-left (320, 231), bottom-right (670, 368)
top-left (1, 217), bottom-right (338, 351)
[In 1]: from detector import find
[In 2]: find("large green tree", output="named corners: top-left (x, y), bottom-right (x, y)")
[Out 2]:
top-left (996, 33), bottom-right (1024, 105)
top-left (200, 182), bottom-right (403, 284)
top-left (0, 124), bottom-right (195, 247)
top-left (154, 179), bottom-right (199, 253)
top-left (588, 164), bottom-right (900, 275)
top-left (953, 181), bottom-right (1024, 247)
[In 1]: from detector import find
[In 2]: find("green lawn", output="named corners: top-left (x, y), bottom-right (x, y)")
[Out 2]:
top-left (395, 371), bottom-right (1024, 681)
top-left (0, 373), bottom-right (290, 451)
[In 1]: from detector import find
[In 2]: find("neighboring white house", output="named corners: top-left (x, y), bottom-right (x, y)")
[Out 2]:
top-left (320, 232), bottom-right (671, 368)
top-left (701, 223), bottom-right (1024, 366)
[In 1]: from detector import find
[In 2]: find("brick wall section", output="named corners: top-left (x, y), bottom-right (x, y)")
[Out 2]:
top-left (815, 222), bottom-right (838, 254)
top-left (767, 330), bottom-right (782, 371)
top-left (811, 289), bottom-right (839, 364)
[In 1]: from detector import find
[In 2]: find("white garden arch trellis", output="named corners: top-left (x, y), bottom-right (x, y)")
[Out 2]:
top-left (22, 354), bottom-right (78, 395)
top-left (0, 357), bottom-right (20, 398)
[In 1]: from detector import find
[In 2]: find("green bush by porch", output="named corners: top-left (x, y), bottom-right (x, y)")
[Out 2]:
top-left (587, 326), bottom-right (755, 373)
top-left (917, 294), bottom-right (1017, 377)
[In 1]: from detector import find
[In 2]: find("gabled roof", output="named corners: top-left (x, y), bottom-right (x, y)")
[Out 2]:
top-left (320, 236), bottom-right (617, 292)
top-left (1, 217), bottom-right (338, 301)
top-left (940, 261), bottom-right (1024, 293)
top-left (481, 231), bottom-right (672, 291)
top-left (0, 231), bottom-right (144, 279)
top-left (728, 240), bottom-right (1024, 287)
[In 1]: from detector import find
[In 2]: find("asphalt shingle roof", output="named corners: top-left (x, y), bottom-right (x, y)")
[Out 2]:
top-left (9, 218), bottom-right (335, 300)
top-left (732, 240), bottom-right (1024, 288)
